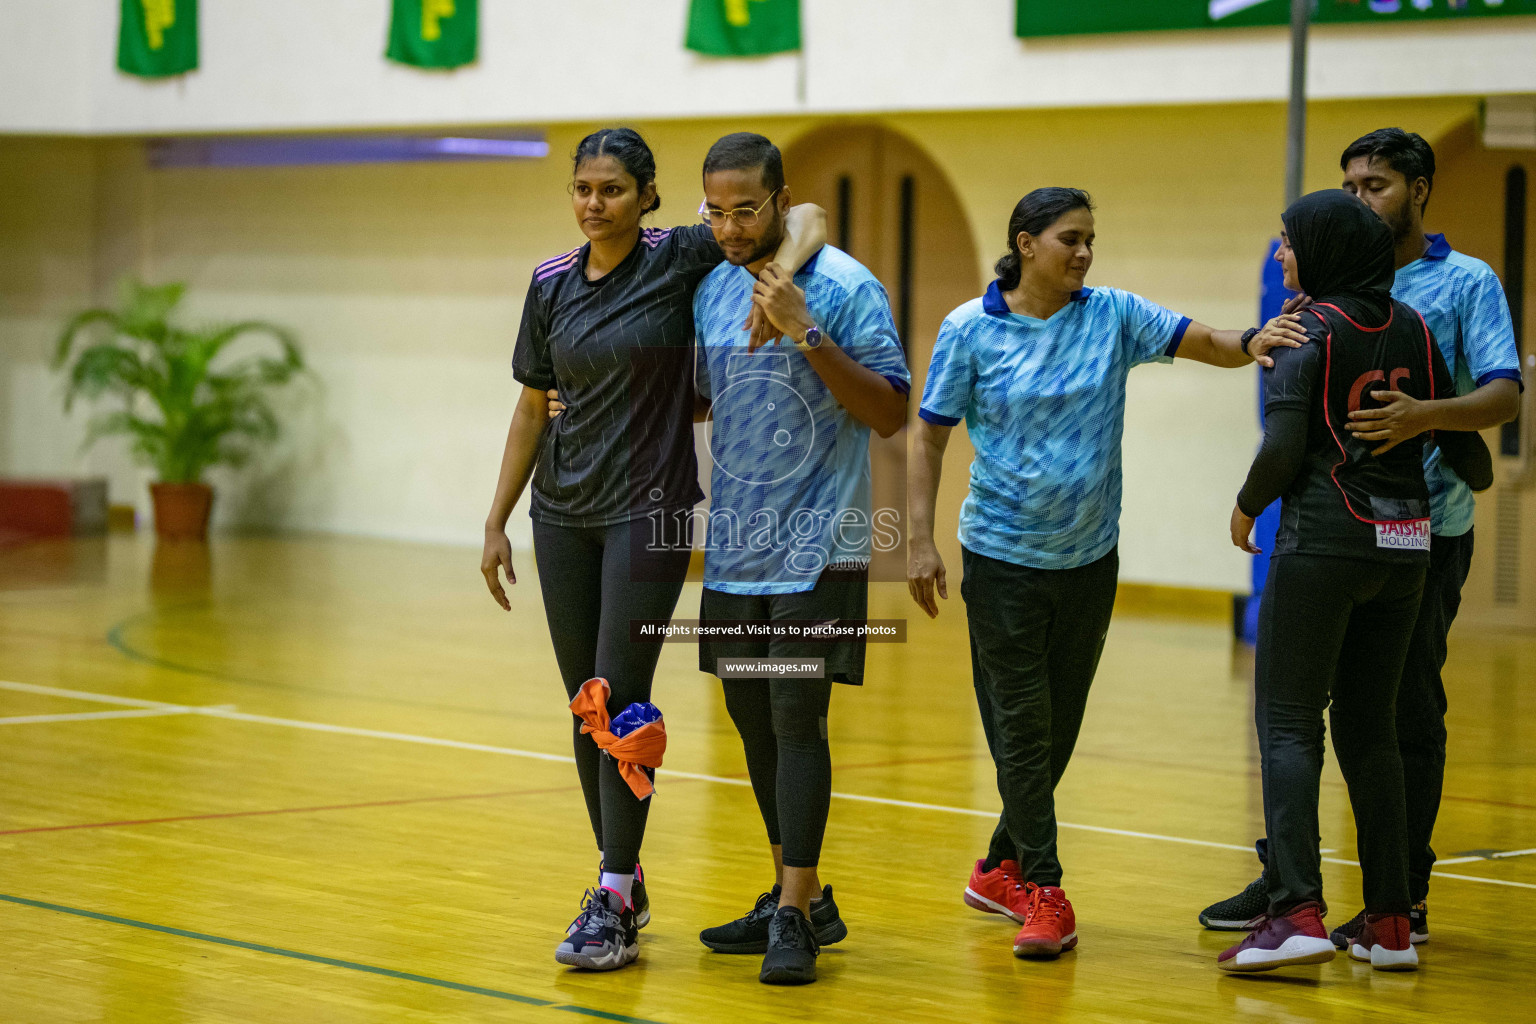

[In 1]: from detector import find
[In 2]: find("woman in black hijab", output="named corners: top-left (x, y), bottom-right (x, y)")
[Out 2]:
top-left (1217, 190), bottom-right (1490, 975)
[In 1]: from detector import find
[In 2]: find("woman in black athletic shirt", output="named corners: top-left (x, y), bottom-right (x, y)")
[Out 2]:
top-left (1219, 190), bottom-right (1490, 975)
top-left (480, 128), bottom-right (824, 972)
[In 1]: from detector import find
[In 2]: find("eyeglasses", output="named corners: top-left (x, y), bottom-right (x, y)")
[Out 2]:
top-left (699, 188), bottom-right (781, 228)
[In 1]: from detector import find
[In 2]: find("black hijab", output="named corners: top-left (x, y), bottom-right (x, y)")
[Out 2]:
top-left (1282, 189), bottom-right (1395, 325)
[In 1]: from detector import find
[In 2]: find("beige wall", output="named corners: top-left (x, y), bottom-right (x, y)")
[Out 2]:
top-left (0, 95), bottom-right (1496, 588)
top-left (8, 1), bottom-right (1534, 133)
top-left (0, 138), bottom-right (111, 490)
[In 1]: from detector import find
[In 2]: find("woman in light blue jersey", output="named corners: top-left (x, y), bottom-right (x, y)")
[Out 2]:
top-left (906, 186), bottom-right (1303, 963)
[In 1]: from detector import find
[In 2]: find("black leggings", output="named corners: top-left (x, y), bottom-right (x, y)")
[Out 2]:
top-left (722, 679), bottom-right (835, 869)
top-left (1258, 553), bottom-right (1426, 916)
top-left (1253, 529), bottom-right (1475, 905)
top-left (531, 514), bottom-right (691, 874)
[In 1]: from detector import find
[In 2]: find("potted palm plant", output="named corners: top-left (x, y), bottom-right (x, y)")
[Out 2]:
top-left (54, 280), bottom-right (304, 541)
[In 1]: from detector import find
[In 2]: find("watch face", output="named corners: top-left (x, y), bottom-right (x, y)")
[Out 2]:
top-left (708, 352), bottom-right (816, 486)
top-left (803, 327), bottom-right (822, 348)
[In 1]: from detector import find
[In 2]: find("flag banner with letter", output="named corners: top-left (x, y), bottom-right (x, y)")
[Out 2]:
top-left (387, 0), bottom-right (478, 69)
top-left (687, 0), bottom-right (802, 56)
top-left (118, 0), bottom-right (198, 78)
top-left (1018, 0), bottom-right (1536, 38)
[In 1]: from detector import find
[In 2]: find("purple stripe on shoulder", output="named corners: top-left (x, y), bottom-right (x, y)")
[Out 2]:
top-left (641, 228), bottom-right (673, 250)
top-left (534, 248), bottom-right (581, 281)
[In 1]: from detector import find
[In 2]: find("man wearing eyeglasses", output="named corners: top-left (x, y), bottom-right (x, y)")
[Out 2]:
top-left (691, 132), bottom-right (910, 985)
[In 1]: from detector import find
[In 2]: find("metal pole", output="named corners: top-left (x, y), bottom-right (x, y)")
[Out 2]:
top-left (1284, 0), bottom-right (1311, 205)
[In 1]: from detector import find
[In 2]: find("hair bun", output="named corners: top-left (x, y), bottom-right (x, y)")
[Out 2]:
top-left (993, 252), bottom-right (1022, 291)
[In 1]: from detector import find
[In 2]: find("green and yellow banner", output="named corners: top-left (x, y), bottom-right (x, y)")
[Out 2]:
top-left (687, 0), bottom-right (801, 57)
top-left (387, 0), bottom-right (478, 69)
top-left (118, 0), bottom-right (198, 78)
top-left (1018, 0), bottom-right (1536, 38)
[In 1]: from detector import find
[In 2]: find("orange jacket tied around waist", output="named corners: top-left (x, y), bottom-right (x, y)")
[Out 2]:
top-left (568, 677), bottom-right (667, 800)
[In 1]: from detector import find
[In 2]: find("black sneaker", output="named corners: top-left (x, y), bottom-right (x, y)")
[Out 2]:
top-left (1331, 903), bottom-right (1428, 949)
top-left (699, 884), bottom-right (849, 954)
top-left (1199, 875), bottom-right (1269, 930)
top-left (1329, 908), bottom-right (1365, 950)
top-left (760, 906), bottom-right (818, 985)
top-left (1410, 902), bottom-right (1429, 944)
top-left (555, 888), bottom-right (638, 971)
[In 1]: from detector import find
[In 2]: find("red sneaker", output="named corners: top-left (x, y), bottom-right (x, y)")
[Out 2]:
top-left (1217, 902), bottom-right (1335, 972)
top-left (964, 859), bottom-right (1029, 923)
top-left (1011, 884), bottom-right (1077, 958)
top-left (1348, 912), bottom-right (1418, 971)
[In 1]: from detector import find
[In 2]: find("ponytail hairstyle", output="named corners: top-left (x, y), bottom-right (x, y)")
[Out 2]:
top-left (994, 187), bottom-right (1094, 290)
top-left (573, 127), bottom-right (661, 214)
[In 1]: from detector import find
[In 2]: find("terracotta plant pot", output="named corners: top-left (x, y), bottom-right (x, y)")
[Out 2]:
top-left (150, 482), bottom-right (214, 541)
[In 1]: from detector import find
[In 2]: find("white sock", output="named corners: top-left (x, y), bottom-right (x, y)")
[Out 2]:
top-left (600, 871), bottom-right (634, 907)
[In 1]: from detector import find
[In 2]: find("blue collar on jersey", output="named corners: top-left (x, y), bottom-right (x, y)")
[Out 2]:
top-left (1422, 233), bottom-right (1451, 261)
top-left (982, 279), bottom-right (1093, 318)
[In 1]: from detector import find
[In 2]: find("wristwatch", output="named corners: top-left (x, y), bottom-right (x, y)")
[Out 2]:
top-left (800, 325), bottom-right (824, 350)
top-left (1240, 327), bottom-right (1260, 356)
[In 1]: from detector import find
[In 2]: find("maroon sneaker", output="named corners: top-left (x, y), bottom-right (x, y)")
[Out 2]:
top-left (1217, 901), bottom-right (1336, 972)
top-left (1348, 912), bottom-right (1418, 971)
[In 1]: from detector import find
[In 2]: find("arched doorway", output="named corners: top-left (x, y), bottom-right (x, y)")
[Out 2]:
top-left (1426, 119), bottom-right (1535, 631)
top-left (782, 122), bottom-right (981, 581)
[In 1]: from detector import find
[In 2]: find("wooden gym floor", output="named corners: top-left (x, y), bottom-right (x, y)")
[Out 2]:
top-left (1, 534), bottom-right (1532, 1023)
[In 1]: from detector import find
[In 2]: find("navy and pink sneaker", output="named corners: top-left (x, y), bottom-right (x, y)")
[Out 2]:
top-left (556, 887), bottom-right (639, 971)
top-left (1217, 901), bottom-right (1336, 972)
top-left (1348, 912), bottom-right (1419, 971)
top-left (572, 864), bottom-right (648, 934)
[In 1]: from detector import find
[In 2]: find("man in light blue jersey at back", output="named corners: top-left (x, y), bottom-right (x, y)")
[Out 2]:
top-left (1200, 128), bottom-right (1523, 947)
top-left (689, 132), bottom-right (910, 986)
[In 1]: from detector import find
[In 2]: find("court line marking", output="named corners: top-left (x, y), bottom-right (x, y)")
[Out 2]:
top-left (1438, 848), bottom-right (1536, 866)
top-left (0, 707), bottom-right (195, 727)
top-left (4, 679), bottom-right (1532, 892)
top-left (0, 680), bottom-right (187, 710)
top-left (0, 892), bottom-right (668, 1023)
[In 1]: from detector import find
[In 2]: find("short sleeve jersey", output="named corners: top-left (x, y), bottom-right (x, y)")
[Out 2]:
top-left (1392, 234), bottom-right (1522, 537)
top-left (919, 282), bottom-right (1191, 571)
top-left (1262, 299), bottom-right (1457, 563)
top-left (694, 246), bottom-right (911, 595)
top-left (512, 225), bottom-right (723, 526)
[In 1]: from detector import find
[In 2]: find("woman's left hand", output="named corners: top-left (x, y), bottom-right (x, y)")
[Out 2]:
top-left (1230, 504), bottom-right (1261, 554)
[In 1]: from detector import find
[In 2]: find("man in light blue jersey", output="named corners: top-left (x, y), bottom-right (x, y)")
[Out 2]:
top-left (1199, 128), bottom-right (1523, 947)
top-left (690, 132), bottom-right (910, 986)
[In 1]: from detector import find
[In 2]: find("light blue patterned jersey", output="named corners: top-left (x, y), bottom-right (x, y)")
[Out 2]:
top-left (696, 246), bottom-right (911, 594)
top-left (919, 282), bottom-right (1191, 570)
top-left (1392, 234), bottom-right (1522, 537)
